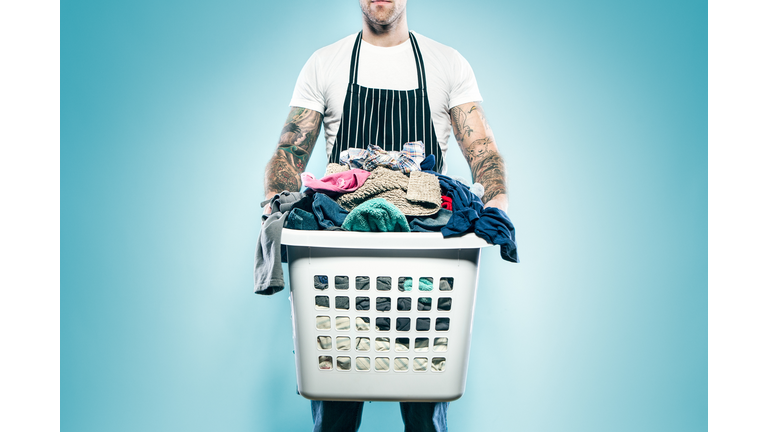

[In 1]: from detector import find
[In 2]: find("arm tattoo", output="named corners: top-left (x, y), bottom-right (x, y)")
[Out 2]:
top-left (265, 107), bottom-right (323, 195)
top-left (451, 103), bottom-right (507, 204)
top-left (472, 151), bottom-right (506, 203)
top-left (464, 137), bottom-right (507, 203)
top-left (450, 105), bottom-right (474, 142)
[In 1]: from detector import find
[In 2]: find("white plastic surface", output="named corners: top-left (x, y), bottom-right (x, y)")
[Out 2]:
top-left (281, 228), bottom-right (492, 250)
top-left (284, 230), bottom-right (490, 402)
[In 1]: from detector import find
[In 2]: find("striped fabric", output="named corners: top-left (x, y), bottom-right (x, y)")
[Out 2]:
top-left (331, 32), bottom-right (443, 173)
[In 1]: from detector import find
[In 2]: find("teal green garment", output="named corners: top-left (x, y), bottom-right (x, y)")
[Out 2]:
top-left (341, 198), bottom-right (411, 232)
top-left (401, 277), bottom-right (434, 292)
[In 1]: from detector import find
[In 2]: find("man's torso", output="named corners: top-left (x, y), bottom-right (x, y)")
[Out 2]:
top-left (290, 32), bottom-right (483, 172)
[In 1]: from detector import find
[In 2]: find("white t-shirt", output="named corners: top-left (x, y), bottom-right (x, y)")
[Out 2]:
top-left (289, 32), bottom-right (483, 169)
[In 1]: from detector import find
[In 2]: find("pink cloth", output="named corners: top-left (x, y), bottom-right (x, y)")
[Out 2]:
top-left (301, 169), bottom-right (371, 194)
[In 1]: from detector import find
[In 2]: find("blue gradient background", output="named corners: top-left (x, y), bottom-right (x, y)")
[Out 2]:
top-left (61, 1), bottom-right (706, 431)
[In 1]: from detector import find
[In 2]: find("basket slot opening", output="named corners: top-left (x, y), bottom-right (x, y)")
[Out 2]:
top-left (355, 337), bottom-right (371, 351)
top-left (434, 337), bottom-right (448, 352)
top-left (376, 297), bottom-right (391, 312)
top-left (356, 357), bottom-right (371, 371)
top-left (336, 336), bottom-right (351, 351)
top-left (397, 297), bottom-right (411, 311)
top-left (337, 356), bottom-right (351, 370)
top-left (414, 337), bottom-right (429, 352)
top-left (374, 337), bottom-right (390, 352)
top-left (316, 316), bottom-right (331, 330)
top-left (418, 277), bottom-right (434, 291)
top-left (437, 297), bottom-right (452, 311)
top-left (398, 277), bottom-right (412, 292)
top-left (374, 357), bottom-right (390, 371)
top-left (314, 275), bottom-right (329, 290)
top-left (356, 296), bottom-right (370, 311)
top-left (396, 317), bottom-right (411, 331)
top-left (375, 317), bottom-right (390, 331)
top-left (335, 296), bottom-right (350, 310)
top-left (376, 276), bottom-right (392, 291)
top-left (439, 277), bottom-right (453, 291)
top-left (394, 357), bottom-right (409, 372)
top-left (395, 337), bottom-right (409, 352)
top-left (317, 336), bottom-right (332, 350)
top-left (335, 316), bottom-right (350, 331)
top-left (335, 276), bottom-right (349, 290)
top-left (355, 276), bottom-right (370, 290)
top-left (432, 357), bottom-right (446, 372)
top-left (355, 317), bottom-right (370, 331)
top-left (417, 297), bottom-right (432, 311)
top-left (413, 357), bottom-right (428, 372)
top-left (319, 356), bottom-right (332, 370)
top-left (315, 296), bottom-right (330, 310)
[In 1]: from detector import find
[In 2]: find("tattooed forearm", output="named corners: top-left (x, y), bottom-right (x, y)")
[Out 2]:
top-left (265, 107), bottom-right (323, 195)
top-left (461, 136), bottom-right (493, 164)
top-left (464, 136), bottom-right (507, 203)
top-left (265, 157), bottom-right (302, 193)
top-left (471, 150), bottom-right (506, 203)
top-left (451, 102), bottom-right (507, 204)
top-left (450, 106), bottom-right (474, 142)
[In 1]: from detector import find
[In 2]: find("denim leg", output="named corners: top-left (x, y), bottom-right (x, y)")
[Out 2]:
top-left (311, 400), bottom-right (365, 432)
top-left (399, 402), bottom-right (449, 432)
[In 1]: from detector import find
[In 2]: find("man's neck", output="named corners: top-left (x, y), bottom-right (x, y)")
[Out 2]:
top-left (361, 16), bottom-right (410, 47)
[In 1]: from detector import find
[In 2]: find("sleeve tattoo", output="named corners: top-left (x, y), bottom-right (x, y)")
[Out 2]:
top-left (265, 107), bottom-right (323, 195)
top-left (450, 103), bottom-right (507, 203)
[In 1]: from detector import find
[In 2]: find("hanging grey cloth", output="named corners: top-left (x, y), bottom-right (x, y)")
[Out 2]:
top-left (253, 210), bottom-right (290, 295)
top-left (255, 191), bottom-right (306, 295)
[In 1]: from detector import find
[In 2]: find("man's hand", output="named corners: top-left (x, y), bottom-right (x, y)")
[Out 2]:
top-left (262, 201), bottom-right (273, 216)
top-left (483, 193), bottom-right (508, 213)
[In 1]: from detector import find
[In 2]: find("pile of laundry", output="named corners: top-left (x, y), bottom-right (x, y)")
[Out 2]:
top-left (255, 142), bottom-right (517, 295)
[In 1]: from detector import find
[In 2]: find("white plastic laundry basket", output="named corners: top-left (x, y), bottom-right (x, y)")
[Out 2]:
top-left (282, 228), bottom-right (492, 402)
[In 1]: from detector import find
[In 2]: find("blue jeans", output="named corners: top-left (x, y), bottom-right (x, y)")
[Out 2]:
top-left (310, 400), bottom-right (449, 432)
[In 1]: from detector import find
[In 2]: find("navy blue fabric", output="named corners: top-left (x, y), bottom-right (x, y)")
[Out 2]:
top-left (424, 170), bottom-right (518, 262)
top-left (310, 400), bottom-right (448, 432)
top-left (293, 191), bottom-right (317, 214)
top-left (408, 208), bottom-right (452, 232)
top-left (312, 193), bottom-right (349, 229)
top-left (475, 207), bottom-right (518, 263)
top-left (420, 154), bottom-right (436, 171)
top-left (285, 208), bottom-right (320, 231)
top-left (311, 400), bottom-right (364, 432)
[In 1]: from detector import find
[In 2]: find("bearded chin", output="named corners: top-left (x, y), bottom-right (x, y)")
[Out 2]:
top-left (361, 2), bottom-right (404, 27)
top-left (366, 11), bottom-right (392, 25)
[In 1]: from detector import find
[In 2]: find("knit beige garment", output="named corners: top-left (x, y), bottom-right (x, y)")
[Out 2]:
top-left (324, 163), bottom-right (349, 176)
top-left (406, 171), bottom-right (443, 205)
top-left (335, 166), bottom-right (442, 216)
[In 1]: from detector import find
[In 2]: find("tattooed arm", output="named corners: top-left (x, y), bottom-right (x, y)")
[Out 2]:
top-left (450, 101), bottom-right (508, 212)
top-left (264, 107), bottom-right (323, 205)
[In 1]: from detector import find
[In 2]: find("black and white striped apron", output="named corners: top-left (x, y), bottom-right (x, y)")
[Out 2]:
top-left (330, 31), bottom-right (443, 173)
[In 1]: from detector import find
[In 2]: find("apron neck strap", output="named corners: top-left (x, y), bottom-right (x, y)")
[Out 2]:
top-left (349, 31), bottom-right (427, 91)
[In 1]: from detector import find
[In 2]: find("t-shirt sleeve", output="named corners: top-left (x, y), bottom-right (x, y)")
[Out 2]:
top-left (288, 51), bottom-right (326, 113)
top-left (448, 49), bottom-right (483, 109)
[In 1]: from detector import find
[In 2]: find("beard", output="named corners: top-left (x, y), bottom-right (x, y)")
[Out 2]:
top-left (360, 0), bottom-right (406, 28)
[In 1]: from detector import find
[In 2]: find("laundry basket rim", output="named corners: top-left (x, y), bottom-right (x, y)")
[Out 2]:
top-left (281, 229), bottom-right (492, 250)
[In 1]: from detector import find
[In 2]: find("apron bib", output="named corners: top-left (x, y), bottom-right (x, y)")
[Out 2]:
top-left (330, 32), bottom-right (443, 173)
